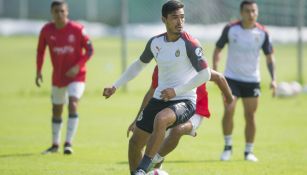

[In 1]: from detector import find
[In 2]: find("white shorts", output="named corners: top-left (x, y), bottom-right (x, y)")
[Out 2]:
top-left (51, 82), bottom-right (85, 105)
top-left (188, 114), bottom-right (204, 137)
top-left (165, 113), bottom-right (205, 138)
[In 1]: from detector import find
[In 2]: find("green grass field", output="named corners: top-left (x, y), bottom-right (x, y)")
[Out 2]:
top-left (0, 36), bottom-right (306, 175)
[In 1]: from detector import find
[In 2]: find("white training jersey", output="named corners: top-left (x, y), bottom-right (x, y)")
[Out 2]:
top-left (140, 32), bottom-right (208, 103)
top-left (216, 21), bottom-right (273, 82)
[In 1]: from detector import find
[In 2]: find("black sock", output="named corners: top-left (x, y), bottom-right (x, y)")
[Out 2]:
top-left (137, 155), bottom-right (152, 172)
top-left (224, 145), bottom-right (232, 151)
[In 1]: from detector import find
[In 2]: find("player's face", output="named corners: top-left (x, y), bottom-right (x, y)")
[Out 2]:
top-left (240, 3), bottom-right (258, 26)
top-left (163, 8), bottom-right (185, 36)
top-left (51, 4), bottom-right (69, 24)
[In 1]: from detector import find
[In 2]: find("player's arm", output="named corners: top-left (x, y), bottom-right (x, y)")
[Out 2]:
top-left (212, 47), bottom-right (223, 71)
top-left (127, 86), bottom-right (155, 137)
top-left (210, 69), bottom-right (233, 104)
top-left (262, 31), bottom-right (276, 97)
top-left (266, 53), bottom-right (276, 96)
top-left (35, 27), bottom-right (47, 87)
top-left (127, 66), bottom-right (158, 137)
top-left (103, 59), bottom-right (148, 98)
top-left (103, 38), bottom-right (154, 99)
top-left (66, 27), bottom-right (94, 78)
top-left (168, 67), bottom-right (211, 99)
top-left (213, 24), bottom-right (230, 71)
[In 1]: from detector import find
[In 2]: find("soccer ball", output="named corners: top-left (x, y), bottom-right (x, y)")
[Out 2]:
top-left (147, 169), bottom-right (169, 175)
top-left (276, 82), bottom-right (293, 97)
top-left (290, 81), bottom-right (302, 95)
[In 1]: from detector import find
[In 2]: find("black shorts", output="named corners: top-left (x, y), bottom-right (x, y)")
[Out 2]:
top-left (226, 77), bottom-right (261, 98)
top-left (136, 98), bottom-right (195, 133)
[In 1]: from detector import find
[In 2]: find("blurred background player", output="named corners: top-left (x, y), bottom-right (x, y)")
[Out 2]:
top-left (212, 0), bottom-right (276, 162)
top-left (127, 66), bottom-right (234, 169)
top-left (35, 0), bottom-right (93, 155)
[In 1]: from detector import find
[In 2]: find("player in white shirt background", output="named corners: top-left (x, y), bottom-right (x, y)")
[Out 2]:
top-left (212, 0), bottom-right (277, 162)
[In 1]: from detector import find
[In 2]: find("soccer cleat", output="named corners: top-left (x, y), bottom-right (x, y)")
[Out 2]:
top-left (244, 152), bottom-right (258, 162)
top-left (220, 145), bottom-right (232, 161)
top-left (63, 142), bottom-right (73, 155)
top-left (148, 154), bottom-right (164, 171)
top-left (134, 169), bottom-right (146, 175)
top-left (42, 144), bottom-right (59, 154)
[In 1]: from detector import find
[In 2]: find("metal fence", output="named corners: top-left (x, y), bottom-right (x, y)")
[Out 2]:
top-left (0, 0), bottom-right (306, 27)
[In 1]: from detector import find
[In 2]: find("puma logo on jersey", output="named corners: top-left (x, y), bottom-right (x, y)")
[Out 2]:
top-left (155, 46), bottom-right (161, 58)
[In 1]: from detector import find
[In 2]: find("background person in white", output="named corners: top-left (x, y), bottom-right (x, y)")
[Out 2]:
top-left (212, 0), bottom-right (276, 162)
top-left (103, 1), bottom-right (211, 174)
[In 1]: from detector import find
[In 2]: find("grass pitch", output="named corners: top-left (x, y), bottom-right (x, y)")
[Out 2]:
top-left (0, 36), bottom-right (306, 175)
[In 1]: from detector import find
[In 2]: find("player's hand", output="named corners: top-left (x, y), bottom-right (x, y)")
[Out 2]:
top-left (224, 94), bottom-right (234, 105)
top-left (127, 121), bottom-right (136, 138)
top-left (35, 73), bottom-right (43, 87)
top-left (160, 88), bottom-right (176, 101)
top-left (270, 80), bottom-right (277, 97)
top-left (103, 86), bottom-right (116, 99)
top-left (65, 65), bottom-right (80, 78)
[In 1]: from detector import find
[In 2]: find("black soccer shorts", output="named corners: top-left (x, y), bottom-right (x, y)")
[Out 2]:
top-left (136, 98), bottom-right (195, 133)
top-left (226, 77), bottom-right (261, 98)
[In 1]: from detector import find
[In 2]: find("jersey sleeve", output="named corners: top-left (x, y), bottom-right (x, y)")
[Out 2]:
top-left (139, 37), bottom-right (154, 63)
top-left (36, 27), bottom-right (47, 74)
top-left (216, 24), bottom-right (230, 49)
top-left (183, 34), bottom-right (208, 72)
top-left (151, 66), bottom-right (158, 89)
top-left (77, 27), bottom-right (94, 67)
top-left (262, 31), bottom-right (274, 55)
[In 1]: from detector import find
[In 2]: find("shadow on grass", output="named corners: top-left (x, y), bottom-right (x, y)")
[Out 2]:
top-left (0, 153), bottom-right (37, 158)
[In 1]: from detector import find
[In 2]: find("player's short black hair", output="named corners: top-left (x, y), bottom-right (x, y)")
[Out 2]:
top-left (162, 0), bottom-right (184, 18)
top-left (51, 0), bottom-right (67, 9)
top-left (240, 0), bottom-right (256, 11)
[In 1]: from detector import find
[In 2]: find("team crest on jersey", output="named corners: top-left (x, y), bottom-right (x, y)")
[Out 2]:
top-left (50, 35), bottom-right (56, 41)
top-left (175, 49), bottom-right (180, 57)
top-left (68, 34), bottom-right (75, 43)
top-left (195, 47), bottom-right (203, 57)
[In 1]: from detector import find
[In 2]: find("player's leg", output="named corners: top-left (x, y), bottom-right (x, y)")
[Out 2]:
top-left (158, 113), bottom-right (203, 157)
top-left (159, 121), bottom-right (192, 157)
top-left (132, 98), bottom-right (164, 175)
top-left (221, 78), bottom-right (239, 161)
top-left (136, 100), bottom-right (195, 173)
top-left (129, 126), bottom-right (150, 175)
top-left (151, 114), bottom-right (203, 169)
top-left (64, 82), bottom-right (85, 154)
top-left (242, 97), bottom-right (258, 162)
top-left (42, 86), bottom-right (67, 154)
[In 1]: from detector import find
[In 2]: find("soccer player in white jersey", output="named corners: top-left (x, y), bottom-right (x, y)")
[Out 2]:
top-left (103, 1), bottom-right (211, 174)
top-left (213, 0), bottom-right (276, 162)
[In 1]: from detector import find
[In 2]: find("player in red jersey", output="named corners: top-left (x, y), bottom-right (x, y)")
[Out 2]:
top-left (35, 0), bottom-right (93, 155)
top-left (127, 65), bottom-right (233, 169)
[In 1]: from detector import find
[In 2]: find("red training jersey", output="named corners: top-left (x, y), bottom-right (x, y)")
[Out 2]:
top-left (36, 21), bottom-right (93, 87)
top-left (151, 66), bottom-right (211, 118)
